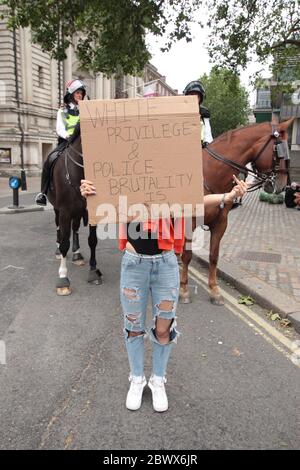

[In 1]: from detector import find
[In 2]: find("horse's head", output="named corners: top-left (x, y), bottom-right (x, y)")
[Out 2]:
top-left (251, 118), bottom-right (294, 194)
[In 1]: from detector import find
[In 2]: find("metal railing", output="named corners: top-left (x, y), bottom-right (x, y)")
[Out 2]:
top-left (280, 105), bottom-right (300, 119)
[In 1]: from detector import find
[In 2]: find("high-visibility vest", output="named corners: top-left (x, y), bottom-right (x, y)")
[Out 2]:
top-left (60, 109), bottom-right (80, 137)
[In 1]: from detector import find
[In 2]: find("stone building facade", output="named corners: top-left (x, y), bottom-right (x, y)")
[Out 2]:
top-left (0, 12), bottom-right (176, 175)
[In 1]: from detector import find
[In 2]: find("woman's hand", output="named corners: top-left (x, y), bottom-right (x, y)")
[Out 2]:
top-left (80, 179), bottom-right (96, 198)
top-left (225, 175), bottom-right (248, 203)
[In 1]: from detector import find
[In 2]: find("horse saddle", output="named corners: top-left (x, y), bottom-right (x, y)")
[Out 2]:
top-left (48, 141), bottom-right (68, 189)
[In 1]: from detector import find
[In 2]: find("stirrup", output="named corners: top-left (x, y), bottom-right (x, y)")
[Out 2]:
top-left (35, 193), bottom-right (47, 206)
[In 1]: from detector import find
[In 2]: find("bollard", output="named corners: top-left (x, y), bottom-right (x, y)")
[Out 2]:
top-left (8, 176), bottom-right (22, 209)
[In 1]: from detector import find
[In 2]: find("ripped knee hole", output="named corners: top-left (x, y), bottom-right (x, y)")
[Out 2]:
top-left (126, 313), bottom-right (141, 324)
top-left (123, 287), bottom-right (138, 300)
top-left (157, 300), bottom-right (174, 311)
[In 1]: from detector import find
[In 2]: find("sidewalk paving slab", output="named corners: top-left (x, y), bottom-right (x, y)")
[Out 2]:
top-left (193, 190), bottom-right (300, 333)
top-left (0, 205), bottom-right (44, 215)
top-left (193, 247), bottom-right (300, 333)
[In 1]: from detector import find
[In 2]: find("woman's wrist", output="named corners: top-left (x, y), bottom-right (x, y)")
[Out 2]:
top-left (224, 192), bottom-right (234, 204)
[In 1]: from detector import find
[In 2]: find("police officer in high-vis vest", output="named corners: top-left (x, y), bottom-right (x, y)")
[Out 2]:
top-left (183, 80), bottom-right (213, 147)
top-left (35, 79), bottom-right (86, 206)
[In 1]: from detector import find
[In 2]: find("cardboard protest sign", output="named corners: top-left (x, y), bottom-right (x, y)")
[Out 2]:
top-left (80, 95), bottom-right (203, 224)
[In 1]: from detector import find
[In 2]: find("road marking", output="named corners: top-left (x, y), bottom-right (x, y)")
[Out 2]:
top-left (1, 265), bottom-right (24, 271)
top-left (187, 265), bottom-right (300, 368)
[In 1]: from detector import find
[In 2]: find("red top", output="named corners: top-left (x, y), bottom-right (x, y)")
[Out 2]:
top-left (119, 218), bottom-right (185, 254)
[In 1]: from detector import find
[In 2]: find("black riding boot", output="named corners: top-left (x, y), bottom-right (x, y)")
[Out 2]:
top-left (35, 157), bottom-right (51, 206)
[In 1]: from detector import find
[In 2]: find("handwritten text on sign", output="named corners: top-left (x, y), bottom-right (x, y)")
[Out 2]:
top-left (80, 96), bottom-right (203, 224)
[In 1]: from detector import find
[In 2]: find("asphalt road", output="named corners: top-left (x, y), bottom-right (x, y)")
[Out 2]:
top-left (0, 207), bottom-right (299, 450)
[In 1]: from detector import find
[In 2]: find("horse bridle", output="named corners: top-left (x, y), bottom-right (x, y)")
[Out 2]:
top-left (64, 123), bottom-right (290, 196)
top-left (204, 124), bottom-right (290, 193)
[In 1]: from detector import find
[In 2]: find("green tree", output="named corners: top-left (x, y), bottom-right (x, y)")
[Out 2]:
top-left (200, 68), bottom-right (250, 137)
top-left (3, 0), bottom-right (299, 79)
top-left (207, 0), bottom-right (300, 78)
top-left (1, 0), bottom-right (201, 76)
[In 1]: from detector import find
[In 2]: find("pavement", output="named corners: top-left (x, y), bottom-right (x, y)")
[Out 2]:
top-left (0, 208), bottom-right (299, 450)
top-left (193, 190), bottom-right (300, 332)
top-left (0, 176), bottom-right (42, 214)
top-left (1, 175), bottom-right (300, 331)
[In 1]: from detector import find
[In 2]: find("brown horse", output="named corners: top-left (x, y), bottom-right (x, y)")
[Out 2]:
top-left (47, 125), bottom-right (102, 295)
top-left (180, 118), bottom-right (294, 305)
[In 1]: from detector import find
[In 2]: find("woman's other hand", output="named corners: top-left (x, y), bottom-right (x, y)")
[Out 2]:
top-left (80, 179), bottom-right (96, 198)
top-left (225, 175), bottom-right (248, 203)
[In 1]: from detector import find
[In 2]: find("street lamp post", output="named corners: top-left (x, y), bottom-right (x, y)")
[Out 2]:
top-left (13, 24), bottom-right (27, 191)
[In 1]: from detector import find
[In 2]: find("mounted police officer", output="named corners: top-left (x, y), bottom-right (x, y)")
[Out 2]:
top-left (35, 79), bottom-right (86, 206)
top-left (183, 80), bottom-right (213, 147)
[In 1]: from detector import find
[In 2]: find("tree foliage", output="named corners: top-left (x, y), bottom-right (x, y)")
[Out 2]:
top-left (207, 0), bottom-right (300, 78)
top-left (200, 67), bottom-right (250, 137)
top-left (1, 0), bottom-right (201, 76)
top-left (2, 0), bottom-right (299, 79)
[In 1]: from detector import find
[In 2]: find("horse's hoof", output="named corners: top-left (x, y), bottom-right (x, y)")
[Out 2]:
top-left (91, 279), bottom-right (102, 285)
top-left (56, 286), bottom-right (72, 296)
top-left (88, 269), bottom-right (103, 285)
top-left (56, 277), bottom-right (71, 295)
top-left (179, 288), bottom-right (191, 304)
top-left (72, 259), bottom-right (85, 266)
top-left (210, 295), bottom-right (224, 306)
top-left (179, 295), bottom-right (192, 304)
top-left (73, 260), bottom-right (85, 266)
top-left (72, 253), bottom-right (85, 266)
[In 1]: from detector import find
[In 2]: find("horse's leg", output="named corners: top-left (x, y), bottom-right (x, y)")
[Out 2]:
top-left (87, 224), bottom-right (102, 285)
top-left (71, 216), bottom-right (85, 266)
top-left (179, 241), bottom-right (193, 304)
top-left (208, 217), bottom-right (228, 306)
top-left (56, 212), bottom-right (72, 296)
top-left (54, 209), bottom-right (61, 259)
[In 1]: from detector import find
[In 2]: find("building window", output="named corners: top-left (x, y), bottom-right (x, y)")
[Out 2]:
top-left (38, 66), bottom-right (44, 88)
top-left (256, 89), bottom-right (271, 108)
top-left (0, 148), bottom-right (11, 164)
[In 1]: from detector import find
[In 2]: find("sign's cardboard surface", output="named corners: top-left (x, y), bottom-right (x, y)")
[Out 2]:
top-left (80, 96), bottom-right (203, 224)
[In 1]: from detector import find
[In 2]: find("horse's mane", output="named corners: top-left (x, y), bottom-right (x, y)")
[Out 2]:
top-left (212, 122), bottom-right (270, 145)
top-left (69, 122), bottom-right (81, 144)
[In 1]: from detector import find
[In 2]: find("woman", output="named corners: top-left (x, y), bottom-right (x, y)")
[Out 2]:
top-left (35, 79), bottom-right (86, 206)
top-left (80, 175), bottom-right (248, 412)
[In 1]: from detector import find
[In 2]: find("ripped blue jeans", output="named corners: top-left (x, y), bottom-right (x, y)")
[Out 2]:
top-left (120, 249), bottom-right (180, 378)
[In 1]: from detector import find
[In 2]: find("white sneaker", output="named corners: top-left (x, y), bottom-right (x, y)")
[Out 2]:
top-left (126, 375), bottom-right (146, 411)
top-left (148, 375), bottom-right (168, 412)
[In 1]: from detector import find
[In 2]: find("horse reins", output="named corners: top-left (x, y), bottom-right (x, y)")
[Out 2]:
top-left (64, 144), bottom-right (85, 197)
